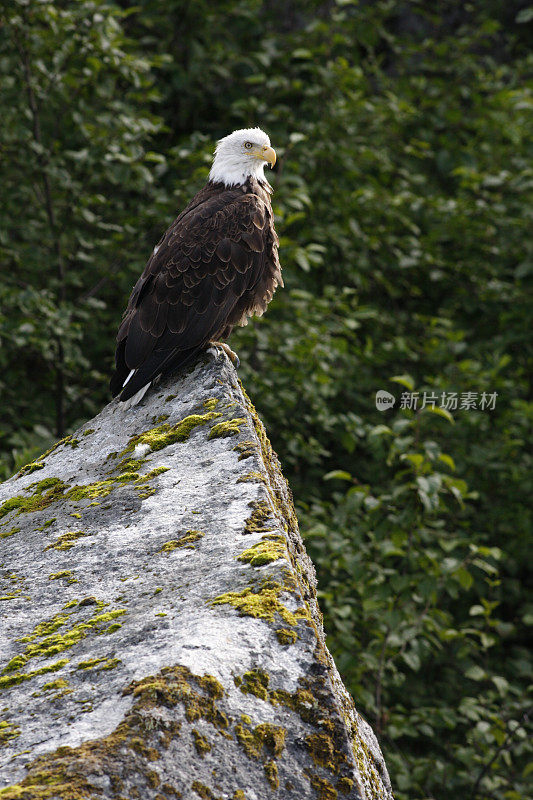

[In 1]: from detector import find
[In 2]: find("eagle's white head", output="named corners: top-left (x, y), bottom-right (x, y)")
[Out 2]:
top-left (209, 127), bottom-right (276, 187)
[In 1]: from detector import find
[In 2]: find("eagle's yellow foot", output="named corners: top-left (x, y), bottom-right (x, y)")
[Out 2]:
top-left (208, 341), bottom-right (240, 368)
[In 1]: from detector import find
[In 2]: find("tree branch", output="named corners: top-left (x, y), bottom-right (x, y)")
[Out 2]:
top-left (470, 706), bottom-right (531, 799)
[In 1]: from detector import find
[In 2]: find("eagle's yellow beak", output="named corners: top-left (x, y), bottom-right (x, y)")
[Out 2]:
top-left (257, 145), bottom-right (276, 168)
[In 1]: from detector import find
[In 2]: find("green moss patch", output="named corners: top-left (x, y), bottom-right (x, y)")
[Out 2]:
top-left (99, 658), bottom-right (121, 671)
top-left (76, 658), bottom-right (106, 671)
top-left (66, 466), bottom-right (169, 502)
top-left (237, 382), bottom-right (321, 637)
top-left (1, 601), bottom-right (126, 682)
top-left (0, 721), bottom-right (21, 747)
top-left (236, 664), bottom-right (358, 794)
top-left (233, 664), bottom-right (358, 788)
top-left (234, 721), bottom-right (285, 760)
top-left (235, 669), bottom-right (270, 701)
top-left (236, 471), bottom-right (266, 484)
top-left (42, 679), bottom-right (69, 692)
top-left (0, 478), bottom-right (69, 520)
top-left (0, 527), bottom-right (19, 540)
top-left (125, 666), bottom-right (227, 732)
top-left (306, 732), bottom-right (339, 771)
top-left (243, 501), bottom-right (275, 535)
top-left (306, 772), bottom-right (338, 800)
top-left (238, 382), bottom-right (300, 536)
top-left (211, 579), bottom-right (309, 626)
top-left (336, 776), bottom-right (354, 794)
top-left (191, 782), bottom-right (221, 800)
top-left (192, 729), bottom-right (212, 757)
top-left (15, 462), bottom-right (45, 478)
top-left (21, 613), bottom-right (70, 641)
top-left (0, 659), bottom-right (69, 691)
top-left (1, 462), bottom-right (170, 523)
top-left (264, 760), bottom-right (279, 790)
top-left (37, 519), bottom-right (56, 531)
top-left (203, 398), bottom-right (219, 411)
top-left (208, 418), bottom-right (246, 440)
top-left (159, 530), bottom-right (205, 552)
top-left (275, 628), bottom-right (298, 645)
top-left (233, 440), bottom-right (257, 460)
top-left (121, 412), bottom-right (221, 456)
top-left (45, 531), bottom-right (92, 551)
top-left (48, 570), bottom-right (77, 584)
top-left (237, 536), bottom-right (286, 567)
top-left (106, 623), bottom-right (122, 634)
top-left (0, 664), bottom-right (221, 799)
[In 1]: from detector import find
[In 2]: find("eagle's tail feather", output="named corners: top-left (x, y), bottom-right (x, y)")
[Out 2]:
top-left (109, 340), bottom-right (130, 397)
top-left (121, 381), bottom-right (151, 409)
top-left (117, 346), bottom-right (203, 403)
top-left (122, 369), bottom-right (135, 388)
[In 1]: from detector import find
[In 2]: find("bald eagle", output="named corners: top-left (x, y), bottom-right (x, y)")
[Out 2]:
top-left (110, 127), bottom-right (282, 404)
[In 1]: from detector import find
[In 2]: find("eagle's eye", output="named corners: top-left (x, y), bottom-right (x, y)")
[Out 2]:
top-left (244, 141), bottom-right (253, 149)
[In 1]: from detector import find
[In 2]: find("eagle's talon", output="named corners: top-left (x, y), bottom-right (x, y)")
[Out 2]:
top-left (209, 341), bottom-right (240, 368)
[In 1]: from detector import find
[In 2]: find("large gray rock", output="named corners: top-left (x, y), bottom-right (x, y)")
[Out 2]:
top-left (0, 351), bottom-right (393, 800)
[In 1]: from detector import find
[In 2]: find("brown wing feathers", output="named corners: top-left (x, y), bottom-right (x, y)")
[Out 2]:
top-left (110, 181), bottom-right (278, 401)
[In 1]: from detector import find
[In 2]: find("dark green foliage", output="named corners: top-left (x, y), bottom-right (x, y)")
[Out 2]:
top-left (0, 2), bottom-right (531, 798)
top-left (0, 0), bottom-right (169, 455)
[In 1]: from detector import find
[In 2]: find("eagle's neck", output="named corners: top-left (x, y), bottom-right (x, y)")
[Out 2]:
top-left (209, 154), bottom-right (268, 188)
top-left (207, 177), bottom-right (273, 198)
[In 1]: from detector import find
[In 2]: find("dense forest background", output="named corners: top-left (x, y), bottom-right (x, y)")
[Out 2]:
top-left (1, 1), bottom-right (531, 797)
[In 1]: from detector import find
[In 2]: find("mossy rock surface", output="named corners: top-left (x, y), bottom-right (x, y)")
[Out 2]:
top-left (0, 351), bottom-right (392, 799)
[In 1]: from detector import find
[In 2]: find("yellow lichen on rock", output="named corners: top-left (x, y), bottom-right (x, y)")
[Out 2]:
top-left (237, 536), bottom-right (286, 567)
top-left (211, 580), bottom-right (309, 627)
top-left (159, 530), bottom-right (205, 552)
